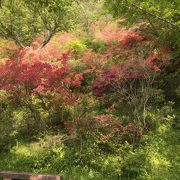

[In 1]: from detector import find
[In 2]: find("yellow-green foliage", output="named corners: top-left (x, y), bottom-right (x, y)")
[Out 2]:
top-left (0, 38), bottom-right (16, 58)
top-left (67, 40), bottom-right (87, 58)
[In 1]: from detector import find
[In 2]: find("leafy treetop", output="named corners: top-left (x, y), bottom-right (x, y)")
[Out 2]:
top-left (0, 0), bottom-right (79, 48)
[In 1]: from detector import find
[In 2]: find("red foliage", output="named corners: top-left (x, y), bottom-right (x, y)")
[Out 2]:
top-left (95, 28), bottom-right (144, 47)
top-left (95, 28), bottom-right (127, 42)
top-left (146, 53), bottom-right (161, 72)
top-left (119, 31), bottom-right (144, 47)
top-left (91, 115), bottom-right (142, 142)
top-left (0, 48), bottom-right (83, 104)
top-left (58, 33), bottom-right (76, 45)
top-left (82, 50), bottom-right (108, 75)
top-left (92, 43), bottom-right (170, 97)
top-left (146, 47), bottom-right (170, 72)
top-left (102, 31), bottom-right (145, 60)
top-left (92, 59), bottom-right (147, 97)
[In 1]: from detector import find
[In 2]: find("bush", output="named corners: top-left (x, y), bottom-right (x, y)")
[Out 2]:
top-left (82, 37), bottom-right (107, 52)
top-left (67, 40), bottom-right (87, 59)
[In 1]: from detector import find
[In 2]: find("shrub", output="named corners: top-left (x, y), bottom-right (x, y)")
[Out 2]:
top-left (67, 40), bottom-right (87, 59)
top-left (82, 37), bottom-right (107, 52)
top-left (0, 48), bottom-right (84, 135)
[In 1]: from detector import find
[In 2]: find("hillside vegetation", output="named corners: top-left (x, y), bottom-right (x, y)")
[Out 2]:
top-left (0, 0), bottom-right (179, 179)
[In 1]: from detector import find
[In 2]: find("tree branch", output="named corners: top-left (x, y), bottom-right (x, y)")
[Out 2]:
top-left (11, 33), bottom-right (25, 48)
top-left (39, 30), bottom-right (55, 49)
top-left (130, 3), bottom-right (180, 29)
top-left (0, 21), bottom-right (25, 48)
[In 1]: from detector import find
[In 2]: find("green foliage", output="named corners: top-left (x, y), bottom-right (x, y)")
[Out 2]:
top-left (0, 0), bottom-right (79, 47)
top-left (156, 56), bottom-right (180, 103)
top-left (0, 38), bottom-right (16, 58)
top-left (0, 117), bottom-right (179, 179)
top-left (0, 91), bottom-right (16, 151)
top-left (68, 40), bottom-right (87, 58)
top-left (0, 100), bottom-right (179, 179)
top-left (104, 0), bottom-right (180, 48)
top-left (82, 37), bottom-right (107, 52)
top-left (0, 1), bottom-right (179, 179)
top-left (75, 0), bottom-right (107, 35)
